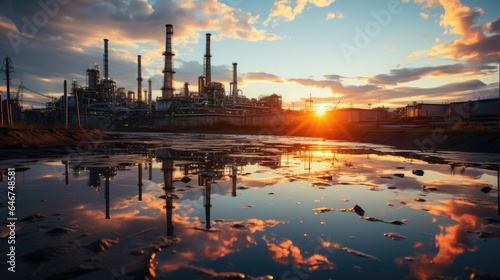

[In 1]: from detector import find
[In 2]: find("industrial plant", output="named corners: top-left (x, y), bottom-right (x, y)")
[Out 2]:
top-left (1, 23), bottom-right (498, 130)
top-left (7, 24), bottom-right (283, 129)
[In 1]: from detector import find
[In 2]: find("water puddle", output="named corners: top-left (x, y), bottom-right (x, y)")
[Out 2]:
top-left (0, 133), bottom-right (499, 279)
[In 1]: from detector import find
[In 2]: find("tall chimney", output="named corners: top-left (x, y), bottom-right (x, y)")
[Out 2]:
top-left (184, 82), bottom-right (189, 98)
top-left (148, 79), bottom-right (152, 113)
top-left (137, 55), bottom-right (143, 102)
top-left (103, 39), bottom-right (109, 80)
top-left (232, 62), bottom-right (238, 96)
top-left (204, 33), bottom-right (212, 86)
top-left (162, 24), bottom-right (175, 99)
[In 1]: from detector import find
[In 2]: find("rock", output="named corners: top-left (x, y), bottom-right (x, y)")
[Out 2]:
top-left (412, 170), bottom-right (424, 176)
top-left (350, 204), bottom-right (365, 216)
top-left (480, 186), bottom-right (492, 193)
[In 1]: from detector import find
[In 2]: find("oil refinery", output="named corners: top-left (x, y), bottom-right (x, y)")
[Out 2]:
top-left (18, 24), bottom-right (284, 129)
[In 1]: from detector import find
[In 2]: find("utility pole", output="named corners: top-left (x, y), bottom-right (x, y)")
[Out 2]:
top-left (1, 57), bottom-right (14, 127)
top-left (0, 95), bottom-right (3, 127)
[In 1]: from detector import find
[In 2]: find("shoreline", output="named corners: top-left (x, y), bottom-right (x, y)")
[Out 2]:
top-left (0, 127), bottom-right (499, 155)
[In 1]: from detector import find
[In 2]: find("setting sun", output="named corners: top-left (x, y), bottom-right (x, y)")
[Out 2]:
top-left (316, 104), bottom-right (326, 116)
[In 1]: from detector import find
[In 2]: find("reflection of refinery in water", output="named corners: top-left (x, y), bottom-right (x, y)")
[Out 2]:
top-left (23, 24), bottom-right (282, 127)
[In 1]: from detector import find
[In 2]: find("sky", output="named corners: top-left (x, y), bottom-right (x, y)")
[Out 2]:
top-left (0, 0), bottom-right (499, 110)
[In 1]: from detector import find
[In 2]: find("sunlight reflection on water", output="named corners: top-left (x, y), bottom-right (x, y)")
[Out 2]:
top-left (0, 133), bottom-right (498, 279)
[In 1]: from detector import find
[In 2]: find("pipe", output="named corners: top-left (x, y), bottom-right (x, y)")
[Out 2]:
top-left (162, 24), bottom-right (175, 99)
top-left (137, 55), bottom-right (143, 102)
top-left (204, 33), bottom-right (212, 86)
top-left (232, 62), bottom-right (238, 97)
top-left (103, 39), bottom-right (109, 80)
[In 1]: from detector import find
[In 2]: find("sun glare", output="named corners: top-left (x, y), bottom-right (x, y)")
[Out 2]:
top-left (316, 104), bottom-right (326, 116)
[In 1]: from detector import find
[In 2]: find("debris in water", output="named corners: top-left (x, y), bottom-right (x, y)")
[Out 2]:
top-left (312, 181), bottom-right (331, 187)
top-left (362, 216), bottom-right (382, 222)
top-left (404, 256), bottom-right (415, 261)
top-left (394, 173), bottom-right (404, 178)
top-left (313, 207), bottom-right (334, 213)
top-left (338, 198), bottom-right (349, 202)
top-left (386, 203), bottom-right (394, 207)
top-left (422, 185), bottom-right (437, 191)
top-left (189, 265), bottom-right (245, 279)
top-left (341, 247), bottom-right (380, 261)
top-left (414, 198), bottom-right (426, 202)
top-left (387, 186), bottom-right (396, 190)
top-left (383, 233), bottom-right (406, 240)
top-left (387, 220), bottom-right (405, 225)
top-left (317, 174), bottom-right (333, 180)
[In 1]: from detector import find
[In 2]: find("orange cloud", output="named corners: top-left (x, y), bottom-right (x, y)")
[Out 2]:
top-left (264, 0), bottom-right (336, 26)
top-left (410, 0), bottom-right (500, 63)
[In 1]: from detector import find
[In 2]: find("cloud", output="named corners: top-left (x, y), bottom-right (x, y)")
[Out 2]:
top-left (243, 71), bottom-right (285, 83)
top-left (0, 0), bottom-right (281, 105)
top-left (409, 0), bottom-right (500, 63)
top-left (368, 64), bottom-right (497, 85)
top-left (289, 77), bottom-right (379, 95)
top-left (264, 0), bottom-right (336, 26)
top-left (325, 11), bottom-right (344, 20)
top-left (420, 12), bottom-right (429, 19)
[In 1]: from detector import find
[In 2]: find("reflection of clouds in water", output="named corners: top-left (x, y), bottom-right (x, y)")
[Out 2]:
top-left (157, 218), bottom-right (284, 274)
top-left (262, 235), bottom-right (335, 271)
top-left (401, 197), bottom-right (497, 280)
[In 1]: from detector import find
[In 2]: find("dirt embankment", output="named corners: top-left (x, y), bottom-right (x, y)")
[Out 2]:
top-left (0, 128), bottom-right (112, 149)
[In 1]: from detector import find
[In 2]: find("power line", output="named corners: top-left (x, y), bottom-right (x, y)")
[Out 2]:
top-left (22, 85), bottom-right (57, 100)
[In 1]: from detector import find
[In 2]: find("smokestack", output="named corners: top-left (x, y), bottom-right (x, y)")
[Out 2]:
top-left (204, 33), bottom-right (212, 86)
top-left (148, 79), bottom-right (152, 113)
top-left (232, 62), bottom-right (238, 96)
top-left (162, 24), bottom-right (175, 99)
top-left (184, 82), bottom-right (189, 98)
top-left (103, 39), bottom-right (109, 80)
top-left (137, 55), bottom-right (143, 102)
